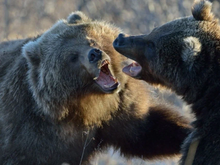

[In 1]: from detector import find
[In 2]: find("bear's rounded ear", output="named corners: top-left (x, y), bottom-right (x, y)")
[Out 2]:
top-left (182, 36), bottom-right (201, 68)
top-left (67, 11), bottom-right (91, 24)
top-left (22, 41), bottom-right (40, 66)
top-left (192, 0), bottom-right (216, 22)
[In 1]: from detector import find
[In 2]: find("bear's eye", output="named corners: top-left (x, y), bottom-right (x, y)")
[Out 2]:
top-left (70, 53), bottom-right (78, 63)
top-left (144, 41), bottom-right (155, 60)
top-left (89, 39), bottom-right (98, 47)
top-left (146, 41), bottom-right (155, 49)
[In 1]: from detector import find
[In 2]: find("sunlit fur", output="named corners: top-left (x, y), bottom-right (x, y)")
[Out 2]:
top-left (0, 12), bottom-right (192, 164)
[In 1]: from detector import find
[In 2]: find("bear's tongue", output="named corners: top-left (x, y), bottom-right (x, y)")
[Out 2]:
top-left (95, 63), bottom-right (118, 91)
top-left (122, 62), bottom-right (142, 77)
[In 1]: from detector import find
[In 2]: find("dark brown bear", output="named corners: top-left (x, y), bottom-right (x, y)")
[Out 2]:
top-left (113, 0), bottom-right (220, 164)
top-left (0, 12), bottom-right (191, 165)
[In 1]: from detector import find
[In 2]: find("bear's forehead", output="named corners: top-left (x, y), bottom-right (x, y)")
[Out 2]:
top-left (37, 21), bottom-right (120, 55)
top-left (152, 17), bottom-right (196, 35)
top-left (64, 22), bottom-right (117, 36)
top-left (147, 16), bottom-right (216, 43)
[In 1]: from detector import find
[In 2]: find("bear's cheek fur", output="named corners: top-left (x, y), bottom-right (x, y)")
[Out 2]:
top-left (78, 50), bottom-right (100, 79)
top-left (136, 47), bottom-right (158, 76)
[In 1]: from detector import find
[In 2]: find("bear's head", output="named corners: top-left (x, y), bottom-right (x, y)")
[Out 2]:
top-left (22, 12), bottom-right (128, 123)
top-left (113, 0), bottom-right (220, 103)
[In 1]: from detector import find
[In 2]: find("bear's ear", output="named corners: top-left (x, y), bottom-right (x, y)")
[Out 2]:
top-left (67, 11), bottom-right (91, 24)
top-left (22, 41), bottom-right (41, 66)
top-left (192, 0), bottom-right (215, 21)
top-left (182, 36), bottom-right (201, 64)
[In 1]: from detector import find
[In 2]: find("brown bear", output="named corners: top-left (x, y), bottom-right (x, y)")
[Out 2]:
top-left (113, 0), bottom-right (220, 164)
top-left (0, 12), bottom-right (192, 165)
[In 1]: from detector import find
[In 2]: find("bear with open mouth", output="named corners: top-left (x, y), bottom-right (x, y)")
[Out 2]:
top-left (0, 12), bottom-right (192, 164)
top-left (114, 0), bottom-right (220, 164)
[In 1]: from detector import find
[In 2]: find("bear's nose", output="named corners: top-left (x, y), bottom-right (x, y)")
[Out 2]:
top-left (113, 33), bottom-right (127, 48)
top-left (88, 48), bottom-right (102, 63)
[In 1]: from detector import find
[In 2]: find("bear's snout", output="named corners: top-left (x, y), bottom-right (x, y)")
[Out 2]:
top-left (113, 33), bottom-right (127, 48)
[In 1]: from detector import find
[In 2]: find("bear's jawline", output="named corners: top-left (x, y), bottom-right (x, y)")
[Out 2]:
top-left (122, 61), bottom-right (142, 77)
top-left (95, 60), bottom-right (119, 92)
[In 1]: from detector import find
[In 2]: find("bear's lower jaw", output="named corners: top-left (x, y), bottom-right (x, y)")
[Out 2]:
top-left (94, 59), bottom-right (120, 93)
top-left (95, 79), bottom-right (120, 93)
top-left (122, 61), bottom-right (142, 78)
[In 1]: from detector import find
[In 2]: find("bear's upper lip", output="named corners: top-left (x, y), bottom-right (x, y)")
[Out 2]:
top-left (93, 59), bottom-right (119, 92)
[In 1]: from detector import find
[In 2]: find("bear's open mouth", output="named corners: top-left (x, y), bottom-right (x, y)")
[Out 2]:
top-left (122, 61), bottom-right (142, 77)
top-left (94, 59), bottom-right (119, 92)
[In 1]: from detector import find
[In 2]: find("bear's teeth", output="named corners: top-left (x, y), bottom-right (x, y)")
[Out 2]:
top-left (104, 85), bottom-right (110, 88)
top-left (132, 62), bottom-right (138, 66)
top-left (93, 77), bottom-right (98, 80)
top-left (130, 67), bottom-right (134, 73)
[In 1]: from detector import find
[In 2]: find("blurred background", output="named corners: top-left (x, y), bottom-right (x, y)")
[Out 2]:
top-left (1, 0), bottom-right (219, 164)
top-left (1, 0), bottom-right (219, 41)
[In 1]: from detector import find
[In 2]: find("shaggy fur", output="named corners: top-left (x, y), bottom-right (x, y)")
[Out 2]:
top-left (113, 0), bottom-right (220, 164)
top-left (0, 12), bottom-right (191, 165)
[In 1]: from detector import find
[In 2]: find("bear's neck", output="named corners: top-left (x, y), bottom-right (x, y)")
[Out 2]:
top-left (174, 68), bottom-right (220, 121)
top-left (189, 83), bottom-right (220, 133)
top-left (72, 92), bottom-right (120, 127)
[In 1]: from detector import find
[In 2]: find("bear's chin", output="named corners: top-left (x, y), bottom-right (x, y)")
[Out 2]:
top-left (95, 82), bottom-right (120, 94)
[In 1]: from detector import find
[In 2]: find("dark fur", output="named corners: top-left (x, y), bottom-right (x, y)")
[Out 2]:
top-left (0, 12), bottom-right (191, 165)
top-left (113, 0), bottom-right (220, 164)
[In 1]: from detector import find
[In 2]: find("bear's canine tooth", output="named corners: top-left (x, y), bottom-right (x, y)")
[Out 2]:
top-left (103, 84), bottom-right (110, 88)
top-left (130, 67), bottom-right (134, 73)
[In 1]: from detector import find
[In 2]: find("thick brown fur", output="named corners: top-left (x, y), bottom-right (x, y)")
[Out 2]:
top-left (113, 0), bottom-right (220, 164)
top-left (0, 12), bottom-right (192, 164)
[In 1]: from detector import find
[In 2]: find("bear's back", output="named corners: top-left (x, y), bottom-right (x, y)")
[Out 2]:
top-left (0, 38), bottom-right (32, 82)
